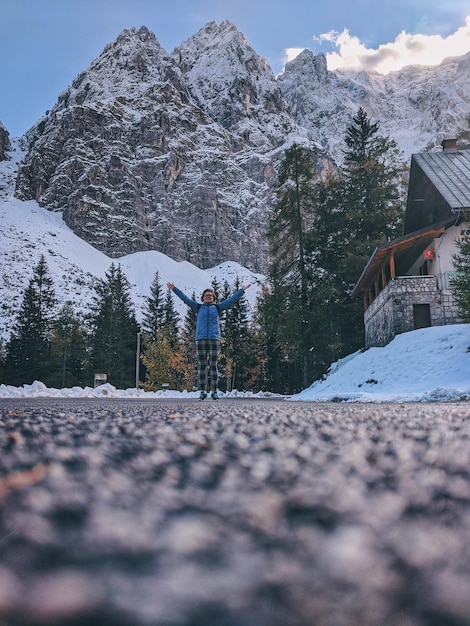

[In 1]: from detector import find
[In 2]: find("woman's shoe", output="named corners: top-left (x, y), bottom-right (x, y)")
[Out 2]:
top-left (199, 391), bottom-right (207, 400)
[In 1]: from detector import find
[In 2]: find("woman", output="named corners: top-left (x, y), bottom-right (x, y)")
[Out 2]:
top-left (167, 282), bottom-right (251, 399)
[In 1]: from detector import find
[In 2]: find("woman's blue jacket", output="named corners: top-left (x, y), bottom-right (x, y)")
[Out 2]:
top-left (172, 287), bottom-right (245, 341)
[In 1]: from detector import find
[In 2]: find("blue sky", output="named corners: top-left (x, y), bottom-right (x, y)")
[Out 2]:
top-left (0, 0), bottom-right (469, 136)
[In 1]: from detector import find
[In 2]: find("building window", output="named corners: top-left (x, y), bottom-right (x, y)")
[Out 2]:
top-left (419, 261), bottom-right (429, 276)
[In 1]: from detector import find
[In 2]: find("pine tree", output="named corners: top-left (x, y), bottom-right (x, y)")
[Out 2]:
top-left (267, 143), bottom-right (318, 390)
top-left (210, 277), bottom-right (222, 302)
top-left (141, 271), bottom-right (166, 338)
top-left (269, 144), bottom-right (316, 298)
top-left (49, 302), bottom-right (88, 387)
top-left (162, 288), bottom-right (180, 350)
top-left (3, 255), bottom-right (57, 385)
top-left (242, 297), bottom-right (270, 391)
top-left (263, 116), bottom-right (405, 392)
top-left (341, 108), bottom-right (404, 349)
top-left (222, 277), bottom-right (252, 391)
top-left (141, 285), bottom-right (181, 390)
top-left (88, 263), bottom-right (139, 389)
top-left (306, 176), bottom-right (361, 374)
top-left (342, 107), bottom-right (404, 283)
top-left (452, 235), bottom-right (470, 322)
top-left (255, 285), bottom-right (292, 393)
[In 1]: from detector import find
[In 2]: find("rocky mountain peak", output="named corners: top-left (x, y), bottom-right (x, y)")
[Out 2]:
top-left (280, 49), bottom-right (330, 85)
top-left (60, 25), bottom-right (180, 109)
top-left (174, 20), bottom-right (250, 61)
top-left (173, 20), bottom-right (295, 148)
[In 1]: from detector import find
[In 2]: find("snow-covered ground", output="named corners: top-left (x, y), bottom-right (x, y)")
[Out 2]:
top-left (1, 324), bottom-right (469, 402)
top-left (292, 324), bottom-right (470, 403)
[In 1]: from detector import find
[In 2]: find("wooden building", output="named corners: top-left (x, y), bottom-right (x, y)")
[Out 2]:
top-left (352, 140), bottom-right (470, 348)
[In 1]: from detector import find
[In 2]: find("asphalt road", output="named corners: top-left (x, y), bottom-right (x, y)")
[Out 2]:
top-left (1, 398), bottom-right (470, 626)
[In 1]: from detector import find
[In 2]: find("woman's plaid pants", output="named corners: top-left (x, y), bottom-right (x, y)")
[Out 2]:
top-left (196, 339), bottom-right (220, 392)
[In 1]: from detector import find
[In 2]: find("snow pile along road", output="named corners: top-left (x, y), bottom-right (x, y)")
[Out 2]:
top-left (291, 324), bottom-right (470, 402)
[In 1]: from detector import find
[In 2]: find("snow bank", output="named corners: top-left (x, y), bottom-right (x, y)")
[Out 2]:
top-left (291, 324), bottom-right (470, 403)
top-left (0, 380), bottom-right (280, 400)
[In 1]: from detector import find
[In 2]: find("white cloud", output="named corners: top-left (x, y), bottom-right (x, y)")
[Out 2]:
top-left (285, 47), bottom-right (305, 64)
top-left (285, 15), bottom-right (470, 74)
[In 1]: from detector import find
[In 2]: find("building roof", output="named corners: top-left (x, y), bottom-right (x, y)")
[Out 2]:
top-left (404, 147), bottom-right (470, 234)
top-left (413, 149), bottom-right (470, 211)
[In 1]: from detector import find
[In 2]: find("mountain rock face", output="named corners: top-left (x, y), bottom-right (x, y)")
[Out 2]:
top-left (13, 22), bottom-right (470, 271)
top-left (14, 23), bottom-right (329, 271)
top-left (0, 122), bottom-right (10, 161)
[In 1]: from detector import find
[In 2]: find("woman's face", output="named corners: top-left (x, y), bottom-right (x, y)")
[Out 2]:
top-left (203, 290), bottom-right (215, 302)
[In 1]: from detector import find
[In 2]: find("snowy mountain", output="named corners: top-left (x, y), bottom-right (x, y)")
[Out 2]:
top-left (13, 23), bottom-right (330, 272)
top-left (0, 140), bottom-right (263, 343)
top-left (278, 48), bottom-right (470, 163)
top-left (173, 21), bottom-right (301, 151)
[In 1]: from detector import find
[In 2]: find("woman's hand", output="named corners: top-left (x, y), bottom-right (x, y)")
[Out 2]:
top-left (242, 284), bottom-right (251, 290)
top-left (167, 282), bottom-right (174, 290)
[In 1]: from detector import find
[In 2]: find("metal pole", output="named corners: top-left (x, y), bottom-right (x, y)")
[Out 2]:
top-left (135, 331), bottom-right (141, 389)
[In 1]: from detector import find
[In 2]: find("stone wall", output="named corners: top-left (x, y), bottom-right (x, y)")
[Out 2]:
top-left (364, 276), bottom-right (461, 348)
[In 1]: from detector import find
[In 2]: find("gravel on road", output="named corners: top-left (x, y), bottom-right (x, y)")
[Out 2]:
top-left (0, 398), bottom-right (470, 626)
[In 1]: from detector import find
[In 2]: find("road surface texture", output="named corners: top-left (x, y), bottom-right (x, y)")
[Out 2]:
top-left (0, 398), bottom-right (469, 626)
